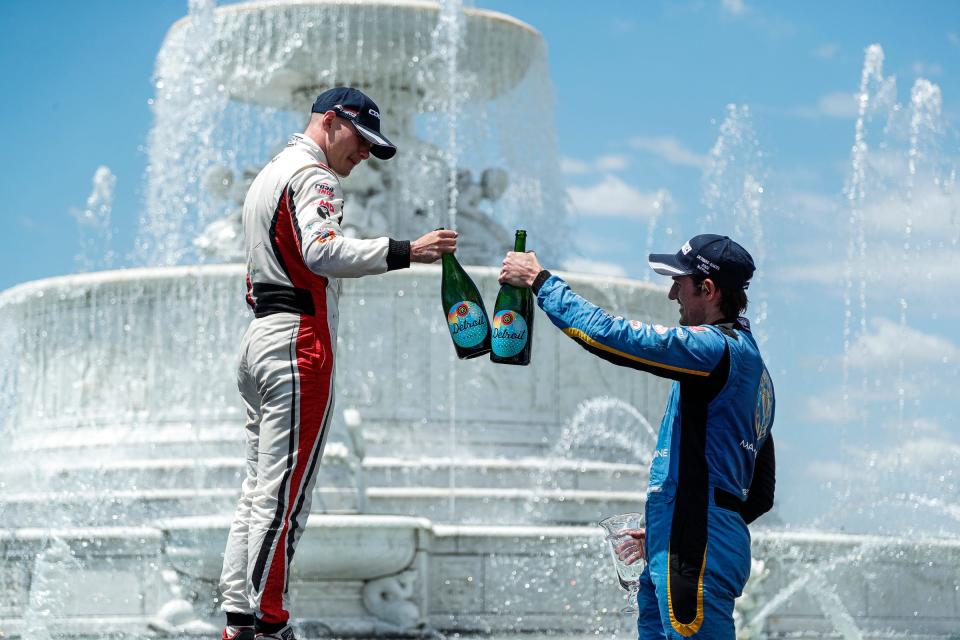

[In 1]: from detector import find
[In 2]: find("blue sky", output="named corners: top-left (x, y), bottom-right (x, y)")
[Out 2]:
top-left (1, 0), bottom-right (958, 532)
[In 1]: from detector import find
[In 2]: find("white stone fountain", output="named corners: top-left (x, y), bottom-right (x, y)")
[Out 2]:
top-left (0, 2), bottom-right (958, 639)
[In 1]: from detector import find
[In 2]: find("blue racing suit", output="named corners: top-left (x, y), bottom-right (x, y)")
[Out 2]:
top-left (533, 273), bottom-right (776, 639)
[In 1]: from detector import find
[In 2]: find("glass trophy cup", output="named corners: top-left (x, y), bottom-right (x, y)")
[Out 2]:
top-left (598, 512), bottom-right (645, 614)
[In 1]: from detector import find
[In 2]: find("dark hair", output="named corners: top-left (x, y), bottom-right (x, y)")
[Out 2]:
top-left (693, 276), bottom-right (749, 320)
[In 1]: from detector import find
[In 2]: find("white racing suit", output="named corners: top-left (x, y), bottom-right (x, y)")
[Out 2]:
top-left (219, 134), bottom-right (410, 626)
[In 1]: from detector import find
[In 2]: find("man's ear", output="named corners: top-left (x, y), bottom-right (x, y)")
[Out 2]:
top-left (320, 110), bottom-right (337, 131)
top-left (701, 278), bottom-right (718, 298)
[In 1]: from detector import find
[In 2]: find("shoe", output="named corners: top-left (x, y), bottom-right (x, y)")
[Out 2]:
top-left (254, 625), bottom-right (296, 640)
top-left (222, 627), bottom-right (255, 640)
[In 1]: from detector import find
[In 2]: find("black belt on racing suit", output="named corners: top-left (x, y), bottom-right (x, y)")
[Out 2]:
top-left (253, 283), bottom-right (316, 318)
top-left (714, 487), bottom-right (745, 519)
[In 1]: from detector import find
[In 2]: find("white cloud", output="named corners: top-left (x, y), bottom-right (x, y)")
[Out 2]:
top-left (868, 434), bottom-right (960, 473)
top-left (806, 377), bottom-right (940, 414)
top-left (864, 185), bottom-right (960, 236)
top-left (801, 434), bottom-right (960, 532)
top-left (775, 245), bottom-right (960, 291)
top-left (949, 32), bottom-right (960, 47)
top-left (786, 92), bottom-right (858, 119)
top-left (561, 257), bottom-right (628, 278)
top-left (560, 156), bottom-right (590, 175)
top-left (781, 189), bottom-right (843, 218)
top-left (612, 18), bottom-right (637, 34)
top-left (912, 61), bottom-right (943, 77)
top-left (561, 154), bottom-right (630, 174)
top-left (567, 176), bottom-right (671, 219)
top-left (803, 396), bottom-right (862, 425)
top-left (812, 43), bottom-right (839, 60)
top-left (805, 460), bottom-right (850, 482)
top-left (721, 0), bottom-right (747, 16)
top-left (595, 154), bottom-right (630, 171)
top-left (899, 437), bottom-right (960, 469)
top-left (818, 91), bottom-right (859, 118)
top-left (805, 437), bottom-right (960, 485)
top-left (846, 317), bottom-right (958, 368)
top-left (628, 136), bottom-right (708, 169)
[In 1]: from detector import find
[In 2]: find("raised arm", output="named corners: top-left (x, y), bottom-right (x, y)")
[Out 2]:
top-left (291, 167), bottom-right (455, 276)
top-left (499, 251), bottom-right (728, 382)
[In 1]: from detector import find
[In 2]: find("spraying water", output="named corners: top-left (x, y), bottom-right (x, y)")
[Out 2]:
top-left (22, 538), bottom-right (85, 640)
top-left (841, 44), bottom-right (892, 426)
top-left (832, 44), bottom-right (960, 537)
top-left (642, 189), bottom-right (672, 283)
top-left (3, 3), bottom-right (959, 637)
top-left (701, 104), bottom-right (769, 346)
top-left (138, 0), bottom-right (227, 266)
top-left (899, 79), bottom-right (943, 433)
top-left (72, 166), bottom-right (117, 272)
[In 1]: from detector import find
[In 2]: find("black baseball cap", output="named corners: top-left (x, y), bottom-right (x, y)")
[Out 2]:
top-left (648, 234), bottom-right (755, 289)
top-left (312, 87), bottom-right (397, 160)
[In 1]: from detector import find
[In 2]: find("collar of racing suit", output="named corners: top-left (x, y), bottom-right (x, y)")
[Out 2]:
top-left (712, 316), bottom-right (751, 332)
top-left (289, 133), bottom-right (330, 167)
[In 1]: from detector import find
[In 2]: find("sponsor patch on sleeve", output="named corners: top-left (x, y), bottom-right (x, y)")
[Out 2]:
top-left (313, 229), bottom-right (338, 245)
top-left (316, 200), bottom-right (336, 218)
top-left (314, 183), bottom-right (336, 198)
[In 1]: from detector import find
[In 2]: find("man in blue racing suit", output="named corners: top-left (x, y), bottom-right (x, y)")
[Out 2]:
top-left (499, 234), bottom-right (775, 639)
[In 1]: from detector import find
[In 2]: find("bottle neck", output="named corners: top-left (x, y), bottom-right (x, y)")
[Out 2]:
top-left (513, 231), bottom-right (526, 253)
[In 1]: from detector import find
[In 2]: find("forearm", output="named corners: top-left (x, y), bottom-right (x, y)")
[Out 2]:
top-left (304, 235), bottom-right (408, 277)
top-left (535, 274), bottom-right (724, 379)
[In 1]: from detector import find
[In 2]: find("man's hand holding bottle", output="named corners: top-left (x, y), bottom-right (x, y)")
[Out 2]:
top-left (411, 229), bottom-right (458, 263)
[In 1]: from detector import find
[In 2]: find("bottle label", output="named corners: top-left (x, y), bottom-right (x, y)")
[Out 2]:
top-left (491, 310), bottom-right (528, 357)
top-left (447, 301), bottom-right (488, 348)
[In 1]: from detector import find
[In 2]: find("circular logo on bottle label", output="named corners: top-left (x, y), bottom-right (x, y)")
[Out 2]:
top-left (492, 310), bottom-right (528, 357)
top-left (447, 301), bottom-right (488, 348)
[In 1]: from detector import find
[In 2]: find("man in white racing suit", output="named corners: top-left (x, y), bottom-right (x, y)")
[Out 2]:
top-left (218, 87), bottom-right (457, 640)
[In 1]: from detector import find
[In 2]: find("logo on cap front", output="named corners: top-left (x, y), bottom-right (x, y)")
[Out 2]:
top-left (335, 104), bottom-right (359, 117)
top-left (369, 108), bottom-right (380, 119)
top-left (681, 242), bottom-right (692, 255)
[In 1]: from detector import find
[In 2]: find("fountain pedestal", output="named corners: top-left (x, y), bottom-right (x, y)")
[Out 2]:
top-left (1, 0), bottom-right (958, 637)
top-left (2, 265), bottom-right (958, 637)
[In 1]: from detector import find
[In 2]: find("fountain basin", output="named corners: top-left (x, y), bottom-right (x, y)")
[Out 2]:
top-left (0, 263), bottom-right (670, 530)
top-left (164, 0), bottom-right (544, 111)
top-left (2, 523), bottom-right (957, 638)
top-left (4, 267), bottom-right (957, 637)
top-left (161, 514), bottom-right (427, 581)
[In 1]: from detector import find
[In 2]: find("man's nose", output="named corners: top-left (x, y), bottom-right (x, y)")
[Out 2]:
top-left (668, 282), bottom-right (679, 300)
top-left (358, 143), bottom-right (371, 160)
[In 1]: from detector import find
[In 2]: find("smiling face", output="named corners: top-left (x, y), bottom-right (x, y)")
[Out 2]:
top-left (308, 111), bottom-right (373, 177)
top-left (668, 275), bottom-right (709, 326)
top-left (324, 116), bottom-right (372, 176)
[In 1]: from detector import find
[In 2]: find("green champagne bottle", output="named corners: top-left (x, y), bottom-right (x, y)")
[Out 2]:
top-left (490, 229), bottom-right (534, 366)
top-left (441, 239), bottom-right (491, 359)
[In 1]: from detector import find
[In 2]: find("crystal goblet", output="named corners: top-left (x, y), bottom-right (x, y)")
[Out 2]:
top-left (598, 511), bottom-right (645, 614)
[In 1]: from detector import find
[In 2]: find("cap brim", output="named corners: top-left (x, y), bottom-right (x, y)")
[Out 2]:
top-left (648, 253), bottom-right (692, 277)
top-left (354, 122), bottom-right (397, 160)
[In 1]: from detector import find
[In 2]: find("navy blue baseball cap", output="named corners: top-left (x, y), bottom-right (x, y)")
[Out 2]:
top-left (312, 87), bottom-right (397, 160)
top-left (648, 234), bottom-right (756, 289)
